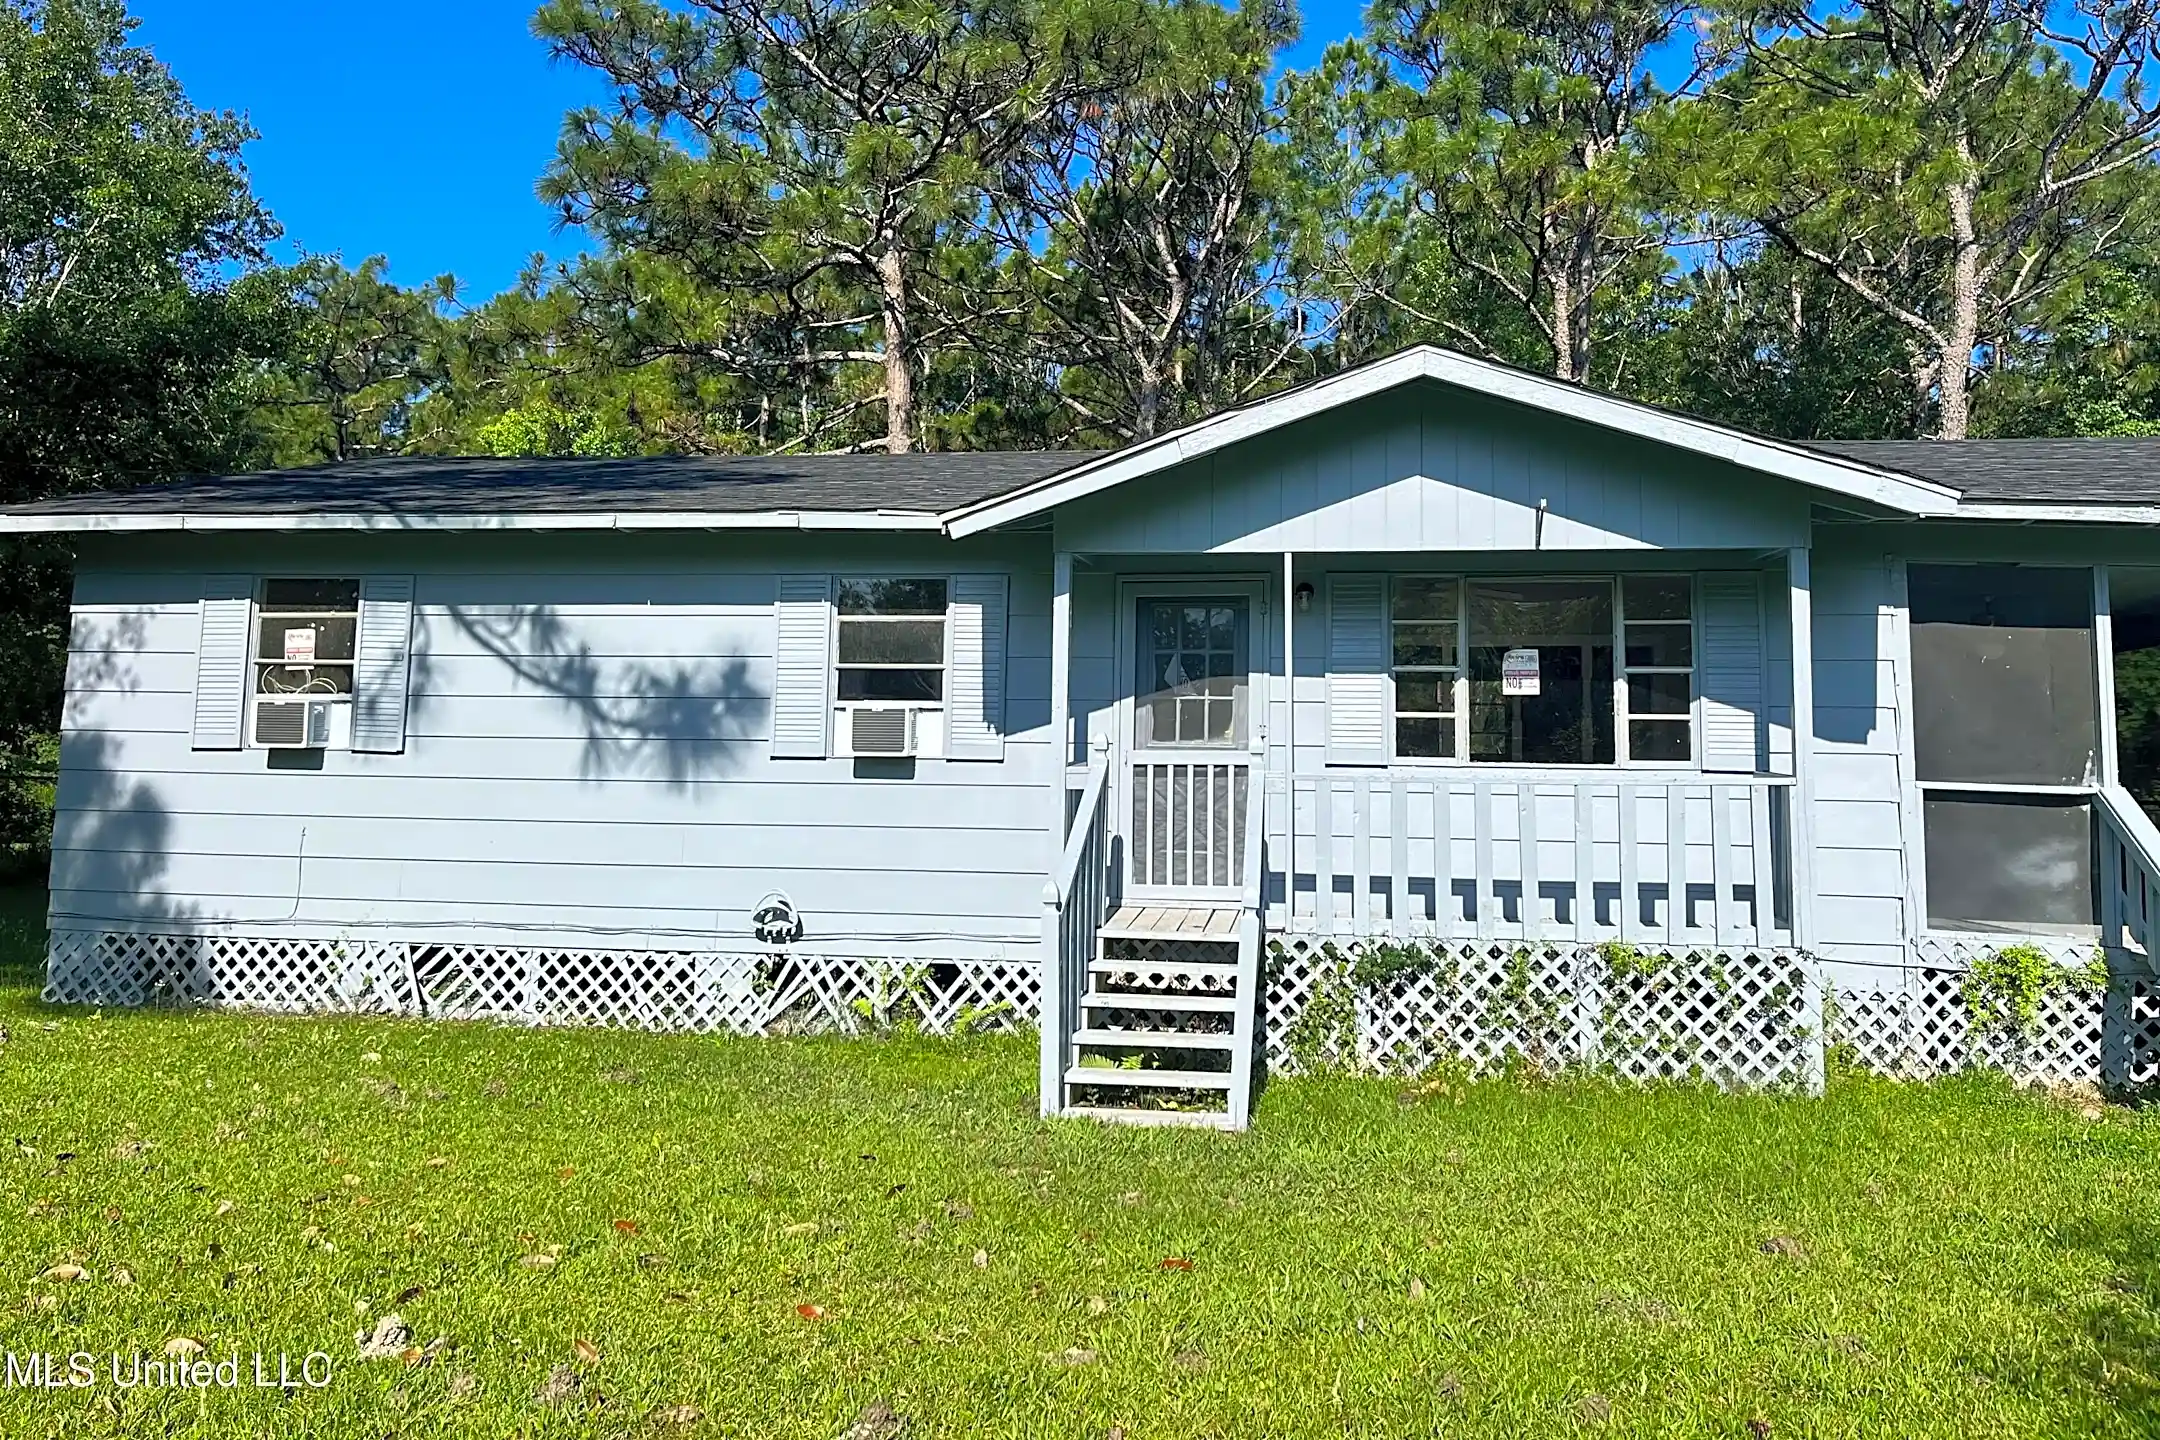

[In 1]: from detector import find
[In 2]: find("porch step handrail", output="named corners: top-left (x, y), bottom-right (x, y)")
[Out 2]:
top-left (1228, 756), bottom-right (1268, 1128)
top-left (2097, 783), bottom-right (2160, 968)
top-left (1264, 770), bottom-right (1798, 949)
top-left (1040, 755), bottom-right (1112, 1115)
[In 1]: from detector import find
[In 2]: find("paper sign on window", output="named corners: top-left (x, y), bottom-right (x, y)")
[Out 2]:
top-left (1501, 647), bottom-right (1540, 696)
top-left (283, 626), bottom-right (317, 663)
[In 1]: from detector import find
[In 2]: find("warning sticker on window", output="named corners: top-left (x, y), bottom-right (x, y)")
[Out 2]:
top-left (1501, 647), bottom-right (1540, 696)
top-left (284, 626), bottom-right (317, 663)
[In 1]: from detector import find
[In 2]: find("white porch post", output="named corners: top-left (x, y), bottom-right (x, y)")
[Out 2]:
top-left (2096, 566), bottom-right (2119, 788)
top-left (1787, 545), bottom-right (1825, 1094)
top-left (1041, 548), bottom-right (1074, 1115)
top-left (1282, 552), bottom-right (1295, 776)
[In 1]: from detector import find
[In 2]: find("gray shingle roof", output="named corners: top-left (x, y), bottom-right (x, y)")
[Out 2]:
top-left (1807, 438), bottom-right (2160, 505)
top-left (4, 451), bottom-right (1103, 517)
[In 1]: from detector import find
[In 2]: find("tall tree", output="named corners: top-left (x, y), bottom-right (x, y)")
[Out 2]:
top-left (987, 0), bottom-right (1314, 441)
top-left (1285, 0), bottom-right (1701, 385)
top-left (0, 0), bottom-right (293, 846)
top-left (253, 255), bottom-right (455, 466)
top-left (535, 0), bottom-right (1099, 453)
top-left (1676, 0), bottom-right (2160, 437)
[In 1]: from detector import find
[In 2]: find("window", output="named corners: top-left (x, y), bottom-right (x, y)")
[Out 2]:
top-left (1909, 563), bottom-right (2100, 932)
top-left (1392, 578), bottom-right (1460, 758)
top-left (836, 578), bottom-right (947, 703)
top-left (1136, 598), bottom-right (1249, 748)
top-left (256, 579), bottom-right (360, 697)
top-left (1381, 573), bottom-right (1695, 766)
top-left (1620, 576), bottom-right (1693, 763)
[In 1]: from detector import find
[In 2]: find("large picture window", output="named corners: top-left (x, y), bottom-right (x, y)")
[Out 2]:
top-left (836, 578), bottom-right (947, 703)
top-left (1386, 574), bottom-right (1692, 766)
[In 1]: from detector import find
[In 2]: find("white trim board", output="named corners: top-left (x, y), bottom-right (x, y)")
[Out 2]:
top-left (0, 509), bottom-right (948, 536)
top-left (941, 346), bottom-right (1962, 537)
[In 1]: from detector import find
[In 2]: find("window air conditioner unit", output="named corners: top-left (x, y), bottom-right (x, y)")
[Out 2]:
top-left (254, 697), bottom-right (335, 749)
top-left (846, 706), bottom-right (917, 758)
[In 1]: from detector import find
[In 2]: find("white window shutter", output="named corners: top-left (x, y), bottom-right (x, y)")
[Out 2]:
top-left (947, 573), bottom-right (1008, 761)
top-left (352, 575), bottom-right (416, 754)
top-left (1326, 573), bottom-right (1391, 766)
top-left (1699, 572), bottom-right (1765, 773)
top-left (772, 575), bottom-right (833, 759)
top-left (190, 574), bottom-right (252, 750)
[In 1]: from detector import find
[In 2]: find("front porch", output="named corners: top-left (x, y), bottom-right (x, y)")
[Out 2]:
top-left (1037, 546), bottom-right (2160, 1128)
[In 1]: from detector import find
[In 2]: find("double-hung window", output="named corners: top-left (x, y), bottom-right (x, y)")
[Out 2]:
top-left (835, 578), bottom-right (947, 704)
top-left (256, 579), bottom-right (360, 699)
top-left (1391, 578), bottom-right (1461, 758)
top-left (1619, 576), bottom-right (1694, 763)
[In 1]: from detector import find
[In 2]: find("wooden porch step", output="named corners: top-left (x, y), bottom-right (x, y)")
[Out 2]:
top-left (1088, 956), bottom-right (1239, 980)
top-left (1073, 1027), bottom-right (1237, 1050)
top-left (1065, 1066), bottom-right (1233, 1090)
top-left (1081, 989), bottom-right (1237, 1013)
top-left (1097, 904), bottom-right (1240, 940)
top-left (1060, 1104), bottom-right (1236, 1129)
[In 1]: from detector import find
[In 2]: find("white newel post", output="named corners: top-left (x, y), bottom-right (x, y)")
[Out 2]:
top-left (1787, 545), bottom-right (1824, 1092)
top-left (1042, 548), bottom-right (1074, 1115)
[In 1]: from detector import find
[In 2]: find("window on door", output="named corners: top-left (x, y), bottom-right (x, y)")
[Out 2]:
top-left (1135, 598), bottom-right (1249, 749)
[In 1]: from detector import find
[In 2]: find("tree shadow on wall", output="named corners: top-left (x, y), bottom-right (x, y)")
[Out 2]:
top-left (411, 603), bottom-right (769, 790)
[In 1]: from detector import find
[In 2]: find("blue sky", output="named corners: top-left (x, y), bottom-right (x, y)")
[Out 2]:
top-left (133, 0), bottom-right (1371, 302)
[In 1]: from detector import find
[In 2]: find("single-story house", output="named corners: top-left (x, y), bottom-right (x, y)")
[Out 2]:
top-left (12, 344), bottom-right (2160, 1128)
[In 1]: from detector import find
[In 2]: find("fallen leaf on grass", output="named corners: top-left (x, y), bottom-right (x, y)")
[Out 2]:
top-left (971, 1249), bottom-right (989, 1269)
top-left (612, 1219), bottom-right (639, 1235)
top-left (795, 1303), bottom-right (825, 1320)
top-left (1086, 1295), bottom-right (1108, 1316)
top-left (112, 1139), bottom-right (145, 1159)
top-left (393, 1284), bottom-right (425, 1305)
top-left (1760, 1236), bottom-right (1806, 1259)
top-left (1172, 1349), bottom-right (1209, 1374)
top-left (1576, 1394), bottom-right (1612, 1425)
top-left (214, 1200), bottom-right (235, 1217)
top-left (109, 1268), bottom-right (134, 1287)
top-left (1057, 1347), bottom-right (1098, 1367)
top-left (163, 1337), bottom-right (204, 1359)
top-left (519, 1253), bottom-right (558, 1270)
top-left (557, 1166), bottom-right (576, 1180)
top-left (782, 1222), bottom-right (819, 1237)
top-left (652, 1403), bottom-right (704, 1428)
top-left (1158, 1257), bottom-right (1194, 1272)
top-left (1748, 1420), bottom-right (1773, 1438)
top-left (942, 1200), bottom-right (974, 1221)
top-left (39, 1264), bottom-right (88, 1283)
top-left (572, 1338), bottom-right (600, 1365)
top-left (425, 1156), bottom-right (450, 1169)
top-left (1408, 1277), bottom-right (1427, 1300)
top-left (448, 1372), bottom-right (479, 1401)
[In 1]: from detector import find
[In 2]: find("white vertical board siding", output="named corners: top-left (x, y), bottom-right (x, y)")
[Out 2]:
top-left (1325, 573), bottom-right (1390, 766)
top-left (1698, 572), bottom-right (1765, 772)
top-left (947, 572), bottom-right (1008, 761)
top-left (1056, 386), bottom-right (1815, 555)
top-left (352, 575), bottom-right (415, 753)
top-left (189, 575), bottom-right (251, 750)
top-left (770, 575), bottom-right (832, 759)
top-left (1806, 543), bottom-right (1910, 980)
top-left (53, 534), bottom-right (1055, 960)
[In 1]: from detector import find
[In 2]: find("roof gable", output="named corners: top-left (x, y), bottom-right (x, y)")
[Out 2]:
top-left (943, 346), bottom-right (1959, 537)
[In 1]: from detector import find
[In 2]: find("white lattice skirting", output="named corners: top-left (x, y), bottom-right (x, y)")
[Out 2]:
top-left (43, 930), bottom-right (1040, 1037)
top-left (1263, 935), bottom-right (2160, 1089)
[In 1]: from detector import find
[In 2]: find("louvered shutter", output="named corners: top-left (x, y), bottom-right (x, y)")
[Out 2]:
top-left (352, 575), bottom-right (416, 754)
top-left (190, 575), bottom-right (252, 750)
top-left (1698, 572), bottom-right (1765, 773)
top-left (1326, 573), bottom-right (1391, 766)
top-left (947, 573), bottom-right (1008, 761)
top-left (771, 575), bottom-right (833, 759)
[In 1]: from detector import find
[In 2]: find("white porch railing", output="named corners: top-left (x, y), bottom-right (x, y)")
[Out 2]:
top-left (2099, 783), bottom-right (2160, 968)
top-left (1264, 772), bottom-right (1797, 949)
top-left (1039, 755), bottom-right (1111, 1114)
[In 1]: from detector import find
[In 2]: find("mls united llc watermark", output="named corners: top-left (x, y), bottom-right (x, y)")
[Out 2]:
top-left (4, 1350), bottom-right (334, 1391)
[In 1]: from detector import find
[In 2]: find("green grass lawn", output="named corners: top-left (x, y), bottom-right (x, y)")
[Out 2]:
top-left (3, 892), bottom-right (2159, 1438)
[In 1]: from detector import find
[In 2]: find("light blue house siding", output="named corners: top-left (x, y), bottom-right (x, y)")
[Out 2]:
top-left (54, 529), bottom-right (1057, 961)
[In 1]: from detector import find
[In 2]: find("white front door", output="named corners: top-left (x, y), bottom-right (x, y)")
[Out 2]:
top-left (1118, 581), bottom-right (1266, 901)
